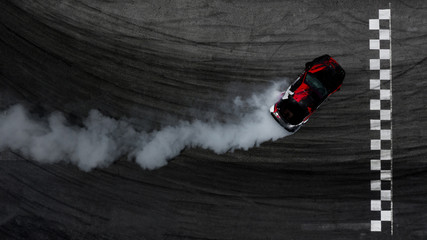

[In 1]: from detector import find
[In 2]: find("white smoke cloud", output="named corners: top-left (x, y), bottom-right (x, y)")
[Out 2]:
top-left (0, 81), bottom-right (291, 171)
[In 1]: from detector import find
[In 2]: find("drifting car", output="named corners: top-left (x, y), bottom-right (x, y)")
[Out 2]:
top-left (270, 54), bottom-right (345, 132)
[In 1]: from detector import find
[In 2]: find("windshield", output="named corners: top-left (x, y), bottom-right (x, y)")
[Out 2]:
top-left (305, 74), bottom-right (328, 99)
top-left (277, 99), bottom-right (308, 125)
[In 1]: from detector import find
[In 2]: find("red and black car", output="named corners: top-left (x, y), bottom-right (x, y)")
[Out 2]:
top-left (270, 55), bottom-right (345, 132)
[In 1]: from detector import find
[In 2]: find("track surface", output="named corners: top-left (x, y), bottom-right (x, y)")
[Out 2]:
top-left (1, 0), bottom-right (427, 239)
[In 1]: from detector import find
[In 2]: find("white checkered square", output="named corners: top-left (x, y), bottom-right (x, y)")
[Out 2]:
top-left (379, 29), bottom-right (390, 40)
top-left (380, 129), bottom-right (391, 140)
top-left (370, 99), bottom-right (381, 110)
top-left (371, 220), bottom-right (382, 232)
top-left (380, 110), bottom-right (391, 120)
top-left (371, 180), bottom-right (381, 191)
top-left (379, 69), bottom-right (391, 80)
top-left (381, 150), bottom-right (391, 160)
top-left (371, 200), bottom-right (382, 211)
top-left (369, 39), bottom-right (380, 50)
top-left (370, 79), bottom-right (380, 90)
top-left (381, 170), bottom-right (392, 181)
top-left (369, 19), bottom-right (380, 30)
top-left (371, 159), bottom-right (381, 170)
top-left (381, 210), bottom-right (392, 221)
top-left (380, 49), bottom-right (391, 59)
top-left (370, 119), bottom-right (381, 130)
top-left (371, 140), bottom-right (381, 150)
top-left (381, 190), bottom-right (391, 201)
top-left (380, 90), bottom-right (391, 100)
top-left (379, 9), bottom-right (391, 20)
top-left (370, 59), bottom-right (380, 70)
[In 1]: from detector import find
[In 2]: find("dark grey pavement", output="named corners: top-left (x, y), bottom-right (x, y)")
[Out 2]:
top-left (1, 0), bottom-right (427, 239)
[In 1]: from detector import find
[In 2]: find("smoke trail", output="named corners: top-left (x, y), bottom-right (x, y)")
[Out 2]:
top-left (0, 81), bottom-right (290, 171)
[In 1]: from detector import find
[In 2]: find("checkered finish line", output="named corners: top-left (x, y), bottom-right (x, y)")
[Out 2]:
top-left (369, 6), bottom-right (393, 234)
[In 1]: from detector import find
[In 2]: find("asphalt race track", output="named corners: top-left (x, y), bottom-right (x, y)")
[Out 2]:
top-left (1, 0), bottom-right (427, 239)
